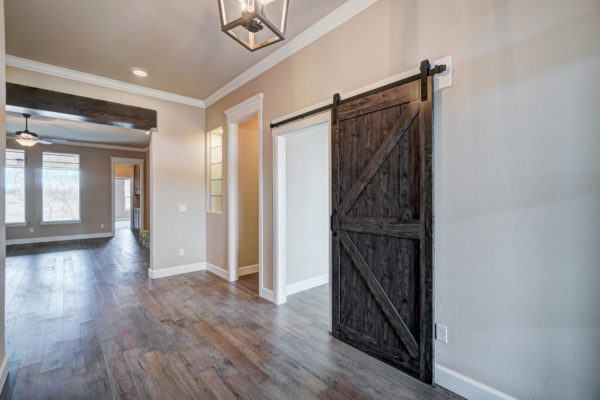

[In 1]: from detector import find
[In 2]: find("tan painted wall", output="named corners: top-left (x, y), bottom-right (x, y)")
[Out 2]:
top-left (205, 1), bottom-right (600, 398)
top-left (5, 142), bottom-right (147, 240)
top-left (114, 163), bottom-right (134, 178)
top-left (7, 67), bottom-right (206, 270)
top-left (237, 117), bottom-right (259, 269)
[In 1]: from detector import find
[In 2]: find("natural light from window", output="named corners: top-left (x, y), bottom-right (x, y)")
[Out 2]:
top-left (42, 152), bottom-right (80, 222)
top-left (5, 149), bottom-right (26, 224)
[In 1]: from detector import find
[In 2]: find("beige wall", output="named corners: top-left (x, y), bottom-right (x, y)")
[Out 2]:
top-left (0, 0), bottom-right (7, 372)
top-left (7, 67), bottom-right (206, 270)
top-left (5, 142), bottom-right (147, 240)
top-left (205, 0), bottom-right (600, 398)
top-left (114, 163), bottom-right (134, 178)
top-left (237, 117), bottom-right (259, 269)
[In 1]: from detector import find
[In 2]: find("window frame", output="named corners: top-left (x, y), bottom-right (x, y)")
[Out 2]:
top-left (206, 127), bottom-right (224, 214)
top-left (5, 148), bottom-right (27, 227)
top-left (41, 151), bottom-right (82, 225)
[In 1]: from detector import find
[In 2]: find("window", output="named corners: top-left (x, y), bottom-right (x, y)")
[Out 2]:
top-left (5, 149), bottom-right (26, 224)
top-left (42, 152), bottom-right (80, 222)
top-left (124, 179), bottom-right (131, 211)
top-left (207, 127), bottom-right (223, 213)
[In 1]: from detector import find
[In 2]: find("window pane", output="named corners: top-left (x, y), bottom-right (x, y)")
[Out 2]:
top-left (211, 147), bottom-right (222, 164)
top-left (210, 131), bottom-right (222, 148)
top-left (211, 196), bottom-right (223, 213)
top-left (210, 163), bottom-right (222, 180)
top-left (211, 179), bottom-right (222, 196)
top-left (43, 152), bottom-right (80, 222)
top-left (5, 149), bottom-right (25, 224)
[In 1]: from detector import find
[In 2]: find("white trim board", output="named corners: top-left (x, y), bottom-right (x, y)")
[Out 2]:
top-left (239, 264), bottom-right (259, 276)
top-left (0, 356), bottom-right (8, 396)
top-left (6, 232), bottom-right (113, 245)
top-left (148, 262), bottom-right (205, 279)
top-left (205, 262), bottom-right (231, 281)
top-left (435, 364), bottom-right (518, 400)
top-left (204, 0), bottom-right (380, 106)
top-left (286, 274), bottom-right (329, 296)
top-left (6, 55), bottom-right (206, 108)
top-left (271, 55), bottom-right (453, 126)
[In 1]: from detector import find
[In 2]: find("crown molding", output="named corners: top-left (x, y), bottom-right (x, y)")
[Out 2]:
top-left (6, 55), bottom-right (206, 108)
top-left (204, 0), bottom-right (380, 107)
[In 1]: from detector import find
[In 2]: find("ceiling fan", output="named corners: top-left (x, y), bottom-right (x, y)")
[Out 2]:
top-left (7, 114), bottom-right (67, 147)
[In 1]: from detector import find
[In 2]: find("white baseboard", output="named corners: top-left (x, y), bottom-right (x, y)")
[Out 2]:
top-left (0, 355), bottom-right (8, 394)
top-left (435, 364), bottom-right (517, 400)
top-left (148, 262), bottom-right (205, 279)
top-left (239, 264), bottom-right (259, 276)
top-left (205, 262), bottom-right (231, 281)
top-left (259, 287), bottom-right (276, 303)
top-left (6, 232), bottom-right (113, 245)
top-left (286, 273), bottom-right (329, 296)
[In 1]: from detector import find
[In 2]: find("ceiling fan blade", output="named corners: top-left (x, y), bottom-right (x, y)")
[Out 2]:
top-left (45, 138), bottom-right (68, 143)
top-left (37, 140), bottom-right (53, 145)
top-left (7, 136), bottom-right (18, 140)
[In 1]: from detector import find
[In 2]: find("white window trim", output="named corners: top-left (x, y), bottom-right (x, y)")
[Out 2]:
top-left (41, 151), bottom-right (81, 224)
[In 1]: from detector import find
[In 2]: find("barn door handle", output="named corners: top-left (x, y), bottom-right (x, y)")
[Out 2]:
top-left (330, 210), bottom-right (339, 233)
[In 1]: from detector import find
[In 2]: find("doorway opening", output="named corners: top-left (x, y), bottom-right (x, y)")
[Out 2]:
top-left (111, 157), bottom-right (145, 237)
top-left (224, 94), bottom-right (270, 300)
top-left (273, 112), bottom-right (331, 315)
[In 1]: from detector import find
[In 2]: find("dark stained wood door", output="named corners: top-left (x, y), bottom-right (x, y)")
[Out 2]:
top-left (331, 76), bottom-right (433, 383)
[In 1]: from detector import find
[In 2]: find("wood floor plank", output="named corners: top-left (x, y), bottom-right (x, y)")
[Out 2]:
top-left (4, 229), bottom-right (462, 400)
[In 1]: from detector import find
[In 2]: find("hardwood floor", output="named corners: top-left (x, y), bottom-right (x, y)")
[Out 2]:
top-left (2, 229), bottom-right (461, 399)
top-left (236, 272), bottom-right (258, 295)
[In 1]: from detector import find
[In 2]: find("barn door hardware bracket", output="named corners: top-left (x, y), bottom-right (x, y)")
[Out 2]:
top-left (420, 59), bottom-right (447, 101)
top-left (332, 93), bottom-right (341, 122)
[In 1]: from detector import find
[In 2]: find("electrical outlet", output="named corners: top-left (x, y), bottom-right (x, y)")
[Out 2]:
top-left (101, 224), bottom-right (105, 229)
top-left (178, 204), bottom-right (187, 212)
top-left (29, 227), bottom-right (34, 233)
top-left (179, 248), bottom-right (185, 256)
top-left (435, 323), bottom-right (448, 343)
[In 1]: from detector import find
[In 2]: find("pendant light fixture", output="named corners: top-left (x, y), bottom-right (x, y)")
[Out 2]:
top-left (218, 0), bottom-right (289, 51)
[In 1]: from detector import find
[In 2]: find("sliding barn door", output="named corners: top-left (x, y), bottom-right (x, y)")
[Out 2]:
top-left (331, 76), bottom-right (433, 383)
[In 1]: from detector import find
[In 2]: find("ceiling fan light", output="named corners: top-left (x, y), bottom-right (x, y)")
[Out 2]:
top-left (16, 138), bottom-right (37, 147)
top-left (218, 0), bottom-right (289, 51)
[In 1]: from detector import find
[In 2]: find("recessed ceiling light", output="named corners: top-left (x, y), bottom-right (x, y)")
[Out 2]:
top-left (131, 68), bottom-right (148, 77)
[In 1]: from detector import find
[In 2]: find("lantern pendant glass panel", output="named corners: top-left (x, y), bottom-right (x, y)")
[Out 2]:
top-left (218, 0), bottom-right (289, 51)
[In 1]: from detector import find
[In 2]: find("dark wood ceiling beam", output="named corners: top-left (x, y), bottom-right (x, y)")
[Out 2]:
top-left (5, 83), bottom-right (157, 131)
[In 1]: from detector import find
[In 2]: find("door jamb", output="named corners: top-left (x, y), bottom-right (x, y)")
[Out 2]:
top-left (225, 94), bottom-right (268, 299)
top-left (272, 112), bottom-right (332, 320)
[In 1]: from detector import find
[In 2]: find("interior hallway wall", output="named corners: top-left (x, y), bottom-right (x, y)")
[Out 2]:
top-left (285, 123), bottom-right (329, 286)
top-left (205, 1), bottom-right (600, 398)
top-left (6, 67), bottom-right (205, 270)
top-left (237, 117), bottom-right (259, 269)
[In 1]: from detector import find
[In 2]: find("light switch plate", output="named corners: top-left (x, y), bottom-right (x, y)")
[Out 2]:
top-left (432, 55), bottom-right (453, 91)
top-left (435, 323), bottom-right (448, 343)
top-left (179, 248), bottom-right (185, 256)
top-left (178, 204), bottom-right (187, 212)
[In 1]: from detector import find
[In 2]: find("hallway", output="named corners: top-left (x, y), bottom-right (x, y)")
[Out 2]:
top-left (2, 230), bottom-right (460, 399)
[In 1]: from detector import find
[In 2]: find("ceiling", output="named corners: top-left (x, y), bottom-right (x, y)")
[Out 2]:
top-left (6, 112), bottom-right (150, 148)
top-left (5, 0), bottom-right (347, 100)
